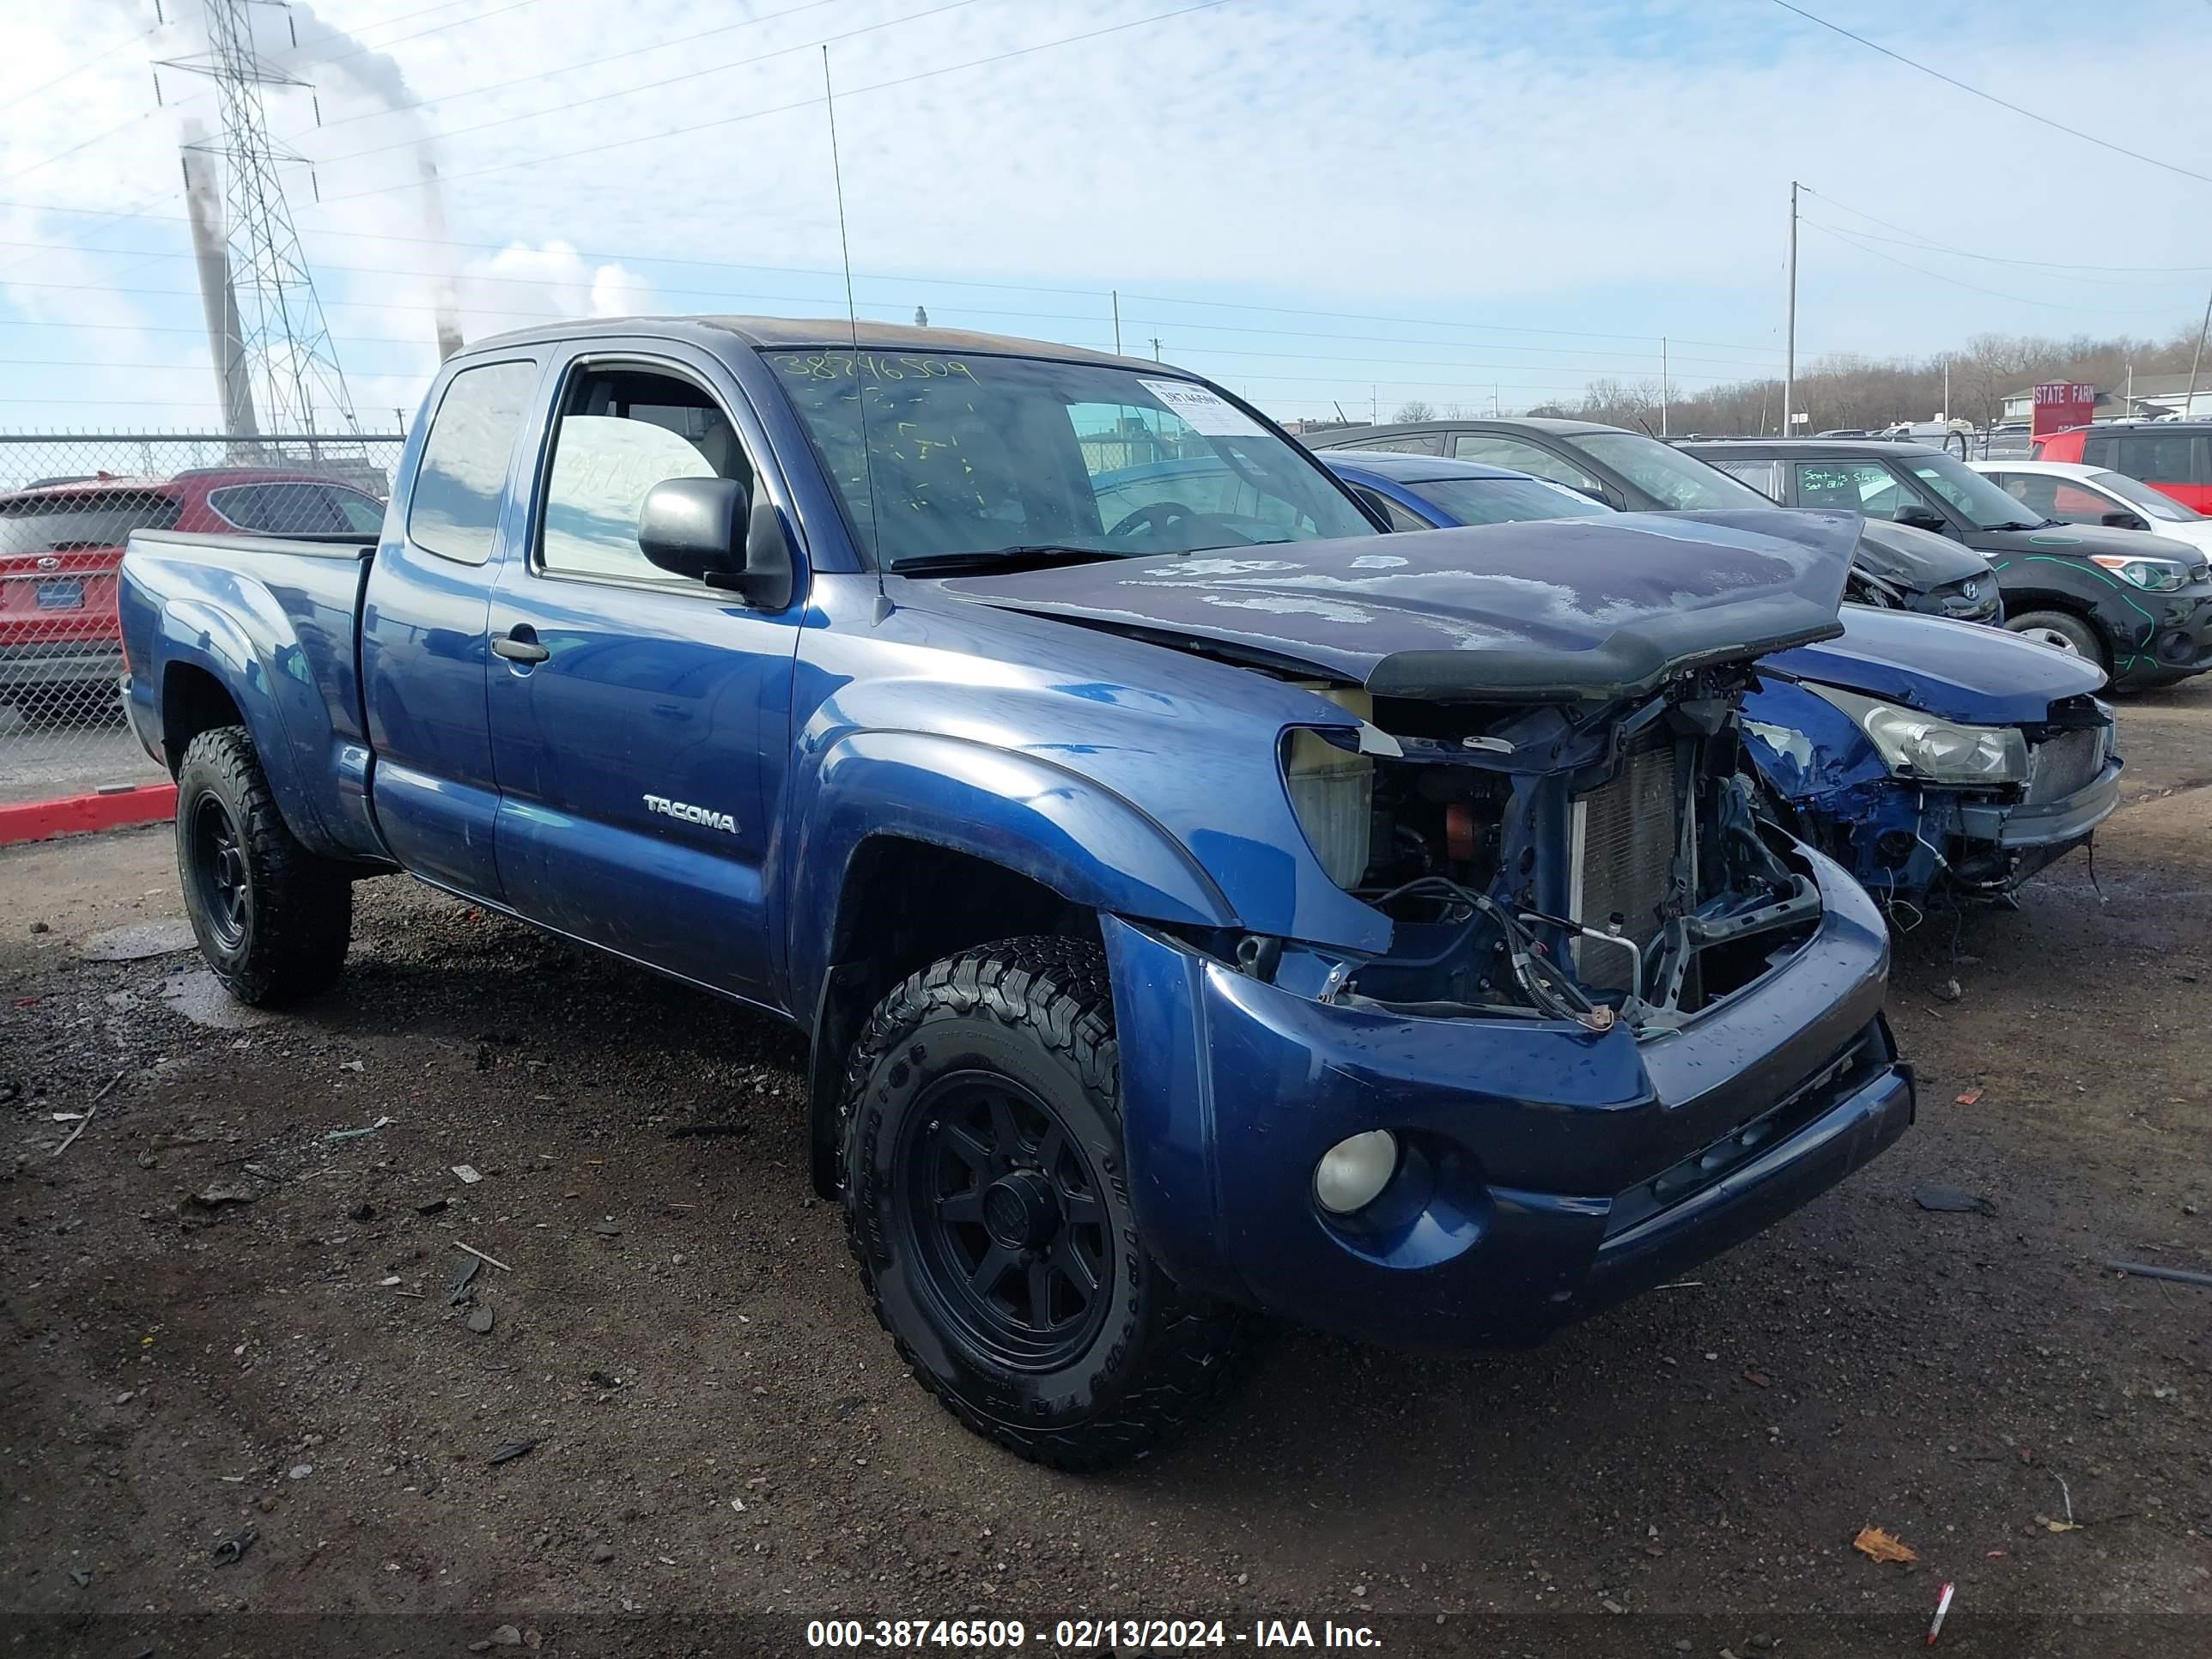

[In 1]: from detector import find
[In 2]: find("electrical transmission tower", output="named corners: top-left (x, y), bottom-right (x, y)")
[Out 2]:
top-left (168, 0), bottom-right (358, 437)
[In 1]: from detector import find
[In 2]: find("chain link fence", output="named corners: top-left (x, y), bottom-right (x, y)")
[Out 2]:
top-left (0, 434), bottom-right (404, 817)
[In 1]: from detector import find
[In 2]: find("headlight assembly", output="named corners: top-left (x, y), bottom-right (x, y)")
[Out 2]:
top-left (1809, 684), bottom-right (2028, 784)
top-left (2088, 553), bottom-right (2187, 592)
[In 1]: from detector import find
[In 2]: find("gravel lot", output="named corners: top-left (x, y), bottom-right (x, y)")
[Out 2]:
top-left (3, 685), bottom-right (2209, 1658)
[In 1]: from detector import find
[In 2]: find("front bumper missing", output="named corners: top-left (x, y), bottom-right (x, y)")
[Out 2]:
top-left (1101, 845), bottom-right (1914, 1350)
top-left (1954, 758), bottom-right (2121, 849)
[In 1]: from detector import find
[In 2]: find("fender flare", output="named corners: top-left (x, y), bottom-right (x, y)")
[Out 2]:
top-left (784, 728), bottom-right (1238, 1012)
top-left (157, 600), bottom-right (334, 854)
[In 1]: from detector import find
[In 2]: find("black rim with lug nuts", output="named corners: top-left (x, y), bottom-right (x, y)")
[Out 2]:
top-left (190, 793), bottom-right (251, 951)
top-left (901, 1071), bottom-right (1112, 1370)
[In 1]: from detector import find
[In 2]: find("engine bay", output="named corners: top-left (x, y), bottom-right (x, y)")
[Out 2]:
top-left (1269, 666), bottom-right (1826, 1035)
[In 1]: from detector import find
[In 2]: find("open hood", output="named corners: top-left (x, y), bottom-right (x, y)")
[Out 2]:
top-left (1764, 605), bottom-right (2107, 725)
top-left (939, 509), bottom-right (1856, 702)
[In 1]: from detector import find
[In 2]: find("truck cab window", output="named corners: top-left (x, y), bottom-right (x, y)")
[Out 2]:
top-left (408, 359), bottom-right (538, 565)
top-left (538, 367), bottom-right (752, 583)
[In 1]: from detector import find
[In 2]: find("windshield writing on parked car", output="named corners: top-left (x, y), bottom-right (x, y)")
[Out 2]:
top-left (768, 351), bottom-right (1376, 568)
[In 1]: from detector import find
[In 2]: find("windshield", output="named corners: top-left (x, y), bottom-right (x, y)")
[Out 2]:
top-left (1413, 475), bottom-right (1616, 525)
top-left (2091, 469), bottom-right (2203, 522)
top-left (1907, 452), bottom-right (2049, 530)
top-left (768, 351), bottom-right (1375, 568)
top-left (1574, 432), bottom-right (1771, 509)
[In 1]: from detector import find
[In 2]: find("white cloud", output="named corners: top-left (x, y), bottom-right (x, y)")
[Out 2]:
top-left (465, 240), bottom-right (656, 325)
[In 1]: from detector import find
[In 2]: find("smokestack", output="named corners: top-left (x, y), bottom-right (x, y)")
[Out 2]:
top-left (179, 125), bottom-right (261, 451)
top-left (418, 155), bottom-right (465, 362)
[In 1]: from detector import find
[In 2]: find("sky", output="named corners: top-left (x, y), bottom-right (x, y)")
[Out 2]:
top-left (3, 0), bottom-right (2211, 440)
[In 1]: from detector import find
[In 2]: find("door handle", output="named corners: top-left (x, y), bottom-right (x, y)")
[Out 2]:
top-left (491, 631), bottom-right (549, 665)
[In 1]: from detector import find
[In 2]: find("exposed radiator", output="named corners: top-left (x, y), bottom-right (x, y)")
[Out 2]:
top-left (2024, 727), bottom-right (2103, 805)
top-left (1573, 728), bottom-right (1682, 990)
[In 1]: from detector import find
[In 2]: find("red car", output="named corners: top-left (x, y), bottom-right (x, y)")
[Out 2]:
top-left (2032, 422), bottom-right (2212, 514)
top-left (1, 467), bottom-right (386, 720)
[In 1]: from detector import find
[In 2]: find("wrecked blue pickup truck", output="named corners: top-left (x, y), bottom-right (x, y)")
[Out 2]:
top-left (1325, 451), bottom-right (2120, 911)
top-left (118, 318), bottom-right (1913, 1468)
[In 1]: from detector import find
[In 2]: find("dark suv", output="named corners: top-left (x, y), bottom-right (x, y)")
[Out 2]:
top-left (1679, 439), bottom-right (2212, 689)
top-left (1310, 419), bottom-right (2000, 623)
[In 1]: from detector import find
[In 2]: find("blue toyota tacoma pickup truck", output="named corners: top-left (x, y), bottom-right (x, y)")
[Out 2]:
top-left (119, 317), bottom-right (1915, 1468)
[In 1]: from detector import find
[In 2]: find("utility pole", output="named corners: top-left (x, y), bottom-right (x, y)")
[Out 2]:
top-left (2125, 360), bottom-right (2133, 416)
top-left (1111, 290), bottom-right (1121, 356)
top-left (1661, 337), bottom-right (1669, 436)
top-left (1783, 180), bottom-right (1798, 438)
top-left (1149, 336), bottom-right (1162, 362)
top-left (166, 0), bottom-right (358, 439)
top-left (1942, 357), bottom-right (1950, 423)
top-left (2185, 281), bottom-right (2212, 421)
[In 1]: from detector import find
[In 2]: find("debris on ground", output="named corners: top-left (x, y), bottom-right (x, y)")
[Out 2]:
top-left (48, 1071), bottom-right (125, 1159)
top-left (1933, 977), bottom-right (1963, 1003)
top-left (190, 1182), bottom-right (259, 1209)
top-left (455, 1241), bottom-right (511, 1272)
top-left (452, 1164), bottom-right (483, 1184)
top-left (209, 1526), bottom-right (257, 1566)
top-left (415, 1197), bottom-right (450, 1215)
top-left (325, 1115), bottom-right (391, 1140)
top-left (489, 1438), bottom-right (538, 1465)
top-left (1916, 1186), bottom-right (1996, 1215)
top-left (1954, 1087), bottom-right (1984, 1106)
top-left (1743, 1369), bottom-right (1774, 1388)
top-left (447, 1255), bottom-right (481, 1305)
top-left (1926, 1581), bottom-right (1955, 1645)
top-left (592, 1220), bottom-right (624, 1237)
top-left (2107, 1260), bottom-right (2212, 1290)
top-left (587, 1370), bottom-right (623, 1390)
top-left (338, 1060), bottom-right (366, 1073)
top-left (1852, 1526), bottom-right (1917, 1565)
top-left (466, 1304), bottom-right (495, 1334)
top-left (288, 1463), bottom-right (312, 1480)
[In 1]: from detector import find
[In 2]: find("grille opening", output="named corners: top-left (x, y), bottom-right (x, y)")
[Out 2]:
top-left (1571, 726), bottom-right (1681, 991)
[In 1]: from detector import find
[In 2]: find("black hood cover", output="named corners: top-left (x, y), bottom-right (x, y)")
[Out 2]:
top-left (940, 509), bottom-right (1856, 702)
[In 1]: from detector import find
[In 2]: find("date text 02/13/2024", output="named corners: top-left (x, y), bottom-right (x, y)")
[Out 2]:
top-left (804, 1618), bottom-right (1383, 1649)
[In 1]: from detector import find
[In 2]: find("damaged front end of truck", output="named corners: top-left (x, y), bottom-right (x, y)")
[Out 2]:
top-left (950, 509), bottom-right (1916, 1348)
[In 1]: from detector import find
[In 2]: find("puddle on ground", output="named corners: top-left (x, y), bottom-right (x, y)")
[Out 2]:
top-left (81, 921), bottom-right (198, 962)
top-left (160, 969), bottom-right (285, 1030)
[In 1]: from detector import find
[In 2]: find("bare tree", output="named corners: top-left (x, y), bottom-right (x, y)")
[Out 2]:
top-left (1392, 399), bottom-right (1437, 422)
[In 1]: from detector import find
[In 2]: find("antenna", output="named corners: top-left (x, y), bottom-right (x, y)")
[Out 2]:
top-left (823, 46), bottom-right (890, 623)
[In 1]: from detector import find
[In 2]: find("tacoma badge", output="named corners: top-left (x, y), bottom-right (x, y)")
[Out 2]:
top-left (643, 793), bottom-right (738, 834)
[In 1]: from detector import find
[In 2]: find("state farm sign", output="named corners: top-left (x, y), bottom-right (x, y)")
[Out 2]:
top-left (2032, 382), bottom-right (2096, 439)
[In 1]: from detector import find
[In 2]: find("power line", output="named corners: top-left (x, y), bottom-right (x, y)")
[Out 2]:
top-left (0, 236), bottom-right (1784, 372)
top-left (3, 11), bottom-right (164, 106)
top-left (318, 0), bottom-right (1239, 204)
top-left (1802, 220), bottom-right (2196, 320)
top-left (290, 0), bottom-right (856, 143)
top-left (309, 0), bottom-right (989, 173)
top-left (1802, 187), bottom-right (2212, 276)
top-left (1764, 1), bottom-right (2212, 188)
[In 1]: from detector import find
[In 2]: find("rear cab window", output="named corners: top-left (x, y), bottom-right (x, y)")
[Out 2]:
top-left (407, 359), bottom-right (540, 565)
top-left (208, 482), bottom-right (386, 537)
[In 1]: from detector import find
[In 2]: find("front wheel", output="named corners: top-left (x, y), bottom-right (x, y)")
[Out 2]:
top-left (175, 726), bottom-right (353, 1006)
top-left (840, 936), bottom-right (1250, 1469)
top-left (2006, 608), bottom-right (2108, 672)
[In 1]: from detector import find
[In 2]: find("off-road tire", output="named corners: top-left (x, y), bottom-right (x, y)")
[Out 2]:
top-left (2006, 608), bottom-right (2107, 672)
top-left (174, 726), bottom-right (352, 1006)
top-left (840, 935), bottom-right (1251, 1469)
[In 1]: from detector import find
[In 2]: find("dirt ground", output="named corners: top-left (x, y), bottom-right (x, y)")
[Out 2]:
top-left (3, 687), bottom-right (2208, 1659)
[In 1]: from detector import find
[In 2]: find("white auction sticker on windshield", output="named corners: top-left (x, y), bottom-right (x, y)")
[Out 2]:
top-left (1140, 378), bottom-right (1267, 438)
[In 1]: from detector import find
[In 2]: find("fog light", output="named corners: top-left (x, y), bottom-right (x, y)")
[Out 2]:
top-left (1313, 1130), bottom-right (1399, 1214)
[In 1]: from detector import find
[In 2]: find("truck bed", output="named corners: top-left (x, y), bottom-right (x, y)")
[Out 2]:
top-left (119, 528), bottom-right (387, 864)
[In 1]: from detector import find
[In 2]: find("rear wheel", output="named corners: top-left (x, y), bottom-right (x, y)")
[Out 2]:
top-left (175, 726), bottom-right (353, 1006)
top-left (841, 936), bottom-right (1251, 1469)
top-left (2006, 608), bottom-right (2107, 671)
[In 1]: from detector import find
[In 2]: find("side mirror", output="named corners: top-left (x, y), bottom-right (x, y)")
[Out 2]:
top-left (2101, 510), bottom-right (2148, 532)
top-left (637, 477), bottom-right (793, 609)
top-left (1893, 502), bottom-right (1948, 532)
